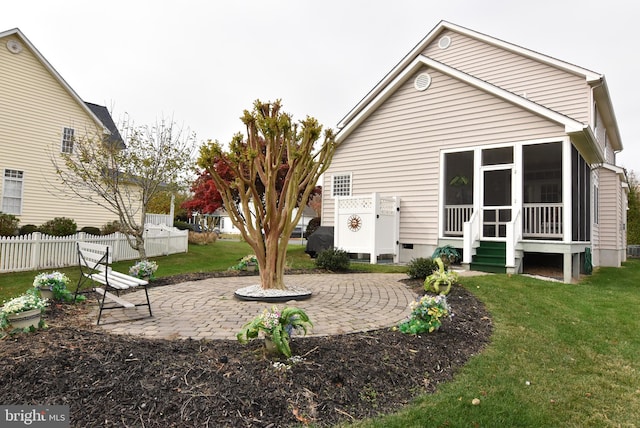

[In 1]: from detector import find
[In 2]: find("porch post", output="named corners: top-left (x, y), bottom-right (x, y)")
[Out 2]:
top-left (562, 138), bottom-right (572, 243)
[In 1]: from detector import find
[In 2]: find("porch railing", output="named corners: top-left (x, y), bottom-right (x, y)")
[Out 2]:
top-left (522, 203), bottom-right (563, 238)
top-left (444, 205), bottom-right (474, 236)
top-left (462, 209), bottom-right (480, 264)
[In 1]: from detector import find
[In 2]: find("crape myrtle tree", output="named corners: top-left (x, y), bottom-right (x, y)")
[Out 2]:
top-left (198, 100), bottom-right (336, 290)
top-left (53, 118), bottom-right (195, 259)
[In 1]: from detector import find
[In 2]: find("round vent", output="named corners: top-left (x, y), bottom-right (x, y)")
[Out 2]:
top-left (6, 40), bottom-right (23, 54)
top-left (438, 35), bottom-right (451, 49)
top-left (414, 73), bottom-right (432, 91)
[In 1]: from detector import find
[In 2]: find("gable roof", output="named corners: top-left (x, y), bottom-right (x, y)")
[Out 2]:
top-left (0, 27), bottom-right (110, 135)
top-left (337, 20), bottom-right (621, 153)
top-left (85, 102), bottom-right (125, 147)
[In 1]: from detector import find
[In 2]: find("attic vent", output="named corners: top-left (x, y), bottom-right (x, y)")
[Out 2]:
top-left (438, 36), bottom-right (451, 49)
top-left (6, 40), bottom-right (23, 54)
top-left (414, 73), bottom-right (432, 91)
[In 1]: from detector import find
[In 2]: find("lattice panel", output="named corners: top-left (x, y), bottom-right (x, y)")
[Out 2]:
top-left (338, 198), bottom-right (372, 210)
top-left (378, 198), bottom-right (397, 215)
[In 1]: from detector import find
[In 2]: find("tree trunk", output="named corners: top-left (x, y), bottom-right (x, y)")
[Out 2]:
top-left (257, 232), bottom-right (286, 290)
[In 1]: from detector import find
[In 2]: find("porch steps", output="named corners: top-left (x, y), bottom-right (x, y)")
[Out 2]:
top-left (470, 241), bottom-right (506, 274)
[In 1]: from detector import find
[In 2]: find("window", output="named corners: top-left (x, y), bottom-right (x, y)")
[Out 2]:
top-left (2, 169), bottom-right (24, 215)
top-left (61, 127), bottom-right (74, 153)
top-left (332, 173), bottom-right (352, 197)
top-left (482, 147), bottom-right (513, 165)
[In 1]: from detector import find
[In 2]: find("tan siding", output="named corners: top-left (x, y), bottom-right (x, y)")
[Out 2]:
top-left (598, 170), bottom-right (622, 249)
top-left (0, 35), bottom-right (119, 229)
top-left (423, 30), bottom-right (591, 123)
top-left (325, 67), bottom-right (565, 244)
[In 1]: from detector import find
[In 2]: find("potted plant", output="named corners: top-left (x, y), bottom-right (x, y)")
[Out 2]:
top-left (229, 255), bottom-right (259, 272)
top-left (424, 257), bottom-right (459, 295)
top-left (1, 290), bottom-right (48, 330)
top-left (129, 260), bottom-right (158, 280)
top-left (397, 294), bottom-right (452, 335)
top-left (33, 271), bottom-right (70, 300)
top-left (237, 305), bottom-right (313, 357)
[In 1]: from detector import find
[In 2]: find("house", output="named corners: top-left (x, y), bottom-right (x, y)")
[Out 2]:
top-left (204, 205), bottom-right (317, 237)
top-left (322, 21), bottom-right (627, 283)
top-left (0, 28), bottom-right (122, 230)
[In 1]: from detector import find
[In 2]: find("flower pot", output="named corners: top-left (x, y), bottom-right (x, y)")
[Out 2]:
top-left (7, 309), bottom-right (42, 329)
top-left (37, 287), bottom-right (54, 300)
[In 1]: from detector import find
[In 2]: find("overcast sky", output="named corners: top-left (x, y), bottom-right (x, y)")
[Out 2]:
top-left (3, 0), bottom-right (639, 173)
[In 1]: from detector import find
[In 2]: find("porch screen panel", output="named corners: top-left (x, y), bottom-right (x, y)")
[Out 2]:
top-left (522, 142), bottom-right (563, 239)
top-left (571, 146), bottom-right (591, 241)
top-left (444, 151), bottom-right (474, 236)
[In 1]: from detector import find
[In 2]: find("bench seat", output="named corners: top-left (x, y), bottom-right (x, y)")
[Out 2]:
top-left (75, 242), bottom-right (153, 325)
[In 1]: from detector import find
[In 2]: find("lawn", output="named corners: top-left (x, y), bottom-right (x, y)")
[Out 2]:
top-left (1, 241), bottom-right (639, 427)
top-left (353, 259), bottom-right (640, 428)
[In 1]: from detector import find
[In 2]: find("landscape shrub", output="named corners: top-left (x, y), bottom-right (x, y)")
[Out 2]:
top-left (39, 217), bottom-right (77, 236)
top-left (174, 220), bottom-right (194, 231)
top-left (315, 248), bottom-right (350, 271)
top-left (80, 226), bottom-right (101, 236)
top-left (406, 257), bottom-right (438, 280)
top-left (0, 213), bottom-right (19, 236)
top-left (188, 231), bottom-right (217, 245)
top-left (18, 224), bottom-right (38, 235)
top-left (101, 220), bottom-right (122, 235)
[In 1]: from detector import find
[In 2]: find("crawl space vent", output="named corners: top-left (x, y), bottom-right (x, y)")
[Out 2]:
top-left (414, 73), bottom-right (432, 91)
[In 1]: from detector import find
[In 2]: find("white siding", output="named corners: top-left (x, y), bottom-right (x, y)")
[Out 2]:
top-left (324, 67), bottom-right (565, 245)
top-left (423, 30), bottom-right (591, 123)
top-left (0, 34), bottom-right (119, 229)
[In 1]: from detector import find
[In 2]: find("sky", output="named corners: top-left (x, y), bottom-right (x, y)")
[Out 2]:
top-left (3, 0), bottom-right (640, 173)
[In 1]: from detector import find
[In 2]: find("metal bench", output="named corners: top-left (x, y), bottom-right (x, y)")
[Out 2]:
top-left (75, 242), bottom-right (153, 325)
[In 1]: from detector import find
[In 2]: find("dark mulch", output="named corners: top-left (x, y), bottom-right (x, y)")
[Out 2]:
top-left (0, 273), bottom-right (492, 427)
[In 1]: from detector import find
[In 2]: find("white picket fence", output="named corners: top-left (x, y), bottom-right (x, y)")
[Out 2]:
top-left (0, 226), bottom-right (188, 273)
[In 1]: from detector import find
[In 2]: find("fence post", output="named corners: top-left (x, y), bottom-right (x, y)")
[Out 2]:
top-left (31, 232), bottom-right (41, 271)
top-left (113, 232), bottom-right (121, 262)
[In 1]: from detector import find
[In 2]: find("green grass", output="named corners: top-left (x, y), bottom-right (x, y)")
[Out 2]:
top-left (0, 241), bottom-right (319, 301)
top-left (3, 243), bottom-right (639, 426)
top-left (350, 260), bottom-right (640, 428)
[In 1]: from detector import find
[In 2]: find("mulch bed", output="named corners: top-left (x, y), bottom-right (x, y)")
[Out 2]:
top-left (0, 272), bottom-right (493, 427)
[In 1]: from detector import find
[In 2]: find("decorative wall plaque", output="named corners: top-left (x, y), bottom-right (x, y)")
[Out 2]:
top-left (348, 214), bottom-right (362, 232)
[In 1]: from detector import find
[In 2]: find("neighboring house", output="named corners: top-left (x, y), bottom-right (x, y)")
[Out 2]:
top-left (322, 21), bottom-right (627, 283)
top-left (0, 28), bottom-right (122, 230)
top-left (208, 205), bottom-right (316, 236)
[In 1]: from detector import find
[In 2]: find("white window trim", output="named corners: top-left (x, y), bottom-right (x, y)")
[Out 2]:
top-left (61, 127), bottom-right (75, 154)
top-left (331, 172), bottom-right (352, 197)
top-left (2, 169), bottom-right (24, 215)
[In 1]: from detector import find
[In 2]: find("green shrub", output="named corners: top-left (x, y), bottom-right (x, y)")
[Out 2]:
top-left (19, 224), bottom-right (38, 235)
top-left (406, 257), bottom-right (438, 279)
top-left (174, 220), bottom-right (193, 231)
top-left (305, 217), bottom-right (321, 238)
top-left (39, 217), bottom-right (77, 236)
top-left (0, 213), bottom-right (19, 236)
top-left (80, 226), bottom-right (101, 236)
top-left (101, 220), bottom-right (122, 235)
top-left (315, 248), bottom-right (350, 271)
